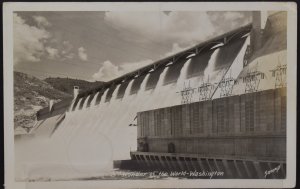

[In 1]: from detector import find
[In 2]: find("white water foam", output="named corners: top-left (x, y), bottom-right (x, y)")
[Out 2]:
top-left (15, 40), bottom-right (249, 180)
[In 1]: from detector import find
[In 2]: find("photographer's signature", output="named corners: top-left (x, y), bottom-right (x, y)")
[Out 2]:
top-left (264, 164), bottom-right (281, 178)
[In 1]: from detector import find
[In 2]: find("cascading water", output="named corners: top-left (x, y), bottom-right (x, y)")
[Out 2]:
top-left (95, 84), bottom-right (121, 133)
top-left (216, 36), bottom-right (251, 98)
top-left (86, 89), bottom-right (109, 132)
top-left (162, 58), bottom-right (192, 107)
top-left (75, 98), bottom-right (83, 111)
top-left (82, 95), bottom-right (91, 109)
top-left (128, 73), bottom-right (151, 113)
top-left (69, 99), bottom-right (76, 112)
top-left (15, 35), bottom-right (249, 181)
top-left (99, 89), bottom-right (109, 105)
top-left (91, 92), bottom-right (99, 106)
top-left (111, 80), bottom-right (135, 131)
top-left (146, 67), bottom-right (170, 110)
top-left (204, 48), bottom-right (220, 81)
top-left (155, 48), bottom-right (220, 108)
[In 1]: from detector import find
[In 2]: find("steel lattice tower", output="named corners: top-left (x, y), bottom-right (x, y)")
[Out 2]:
top-left (177, 80), bottom-right (195, 104)
top-left (270, 61), bottom-right (287, 88)
top-left (219, 69), bottom-right (236, 97)
top-left (243, 63), bottom-right (264, 93)
top-left (198, 76), bottom-right (215, 101)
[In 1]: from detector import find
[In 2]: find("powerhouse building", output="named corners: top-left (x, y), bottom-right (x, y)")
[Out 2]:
top-left (128, 11), bottom-right (287, 179)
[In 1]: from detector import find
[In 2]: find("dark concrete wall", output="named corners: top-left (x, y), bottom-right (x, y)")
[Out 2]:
top-left (137, 88), bottom-right (286, 161)
top-left (129, 151), bottom-right (286, 178)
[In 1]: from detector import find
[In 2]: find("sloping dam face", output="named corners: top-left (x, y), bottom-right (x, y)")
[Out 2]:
top-left (15, 33), bottom-right (251, 180)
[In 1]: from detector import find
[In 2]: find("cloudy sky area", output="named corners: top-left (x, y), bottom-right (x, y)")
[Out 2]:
top-left (14, 11), bottom-right (251, 81)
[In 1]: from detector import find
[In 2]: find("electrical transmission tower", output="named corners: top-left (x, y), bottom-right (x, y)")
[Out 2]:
top-left (219, 70), bottom-right (236, 97)
top-left (177, 80), bottom-right (195, 104)
top-left (243, 63), bottom-right (264, 93)
top-left (198, 76), bottom-right (215, 101)
top-left (269, 58), bottom-right (287, 88)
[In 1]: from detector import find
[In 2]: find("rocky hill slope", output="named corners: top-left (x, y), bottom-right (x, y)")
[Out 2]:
top-left (14, 72), bottom-right (72, 129)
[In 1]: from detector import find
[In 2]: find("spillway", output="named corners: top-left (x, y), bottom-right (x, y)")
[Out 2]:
top-left (15, 14), bottom-right (288, 180)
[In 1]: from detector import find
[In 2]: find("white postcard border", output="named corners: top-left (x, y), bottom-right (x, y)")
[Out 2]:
top-left (3, 2), bottom-right (297, 188)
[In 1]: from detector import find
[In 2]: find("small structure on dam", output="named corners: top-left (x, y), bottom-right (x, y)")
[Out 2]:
top-left (15, 11), bottom-right (287, 180)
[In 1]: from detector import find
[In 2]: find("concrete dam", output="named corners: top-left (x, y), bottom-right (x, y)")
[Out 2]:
top-left (15, 11), bottom-right (287, 180)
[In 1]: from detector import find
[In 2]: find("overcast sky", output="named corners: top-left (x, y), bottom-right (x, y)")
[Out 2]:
top-left (13, 11), bottom-right (251, 81)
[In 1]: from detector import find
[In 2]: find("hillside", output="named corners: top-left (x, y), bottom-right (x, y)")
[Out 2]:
top-left (14, 71), bottom-right (72, 129)
top-left (44, 77), bottom-right (105, 95)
